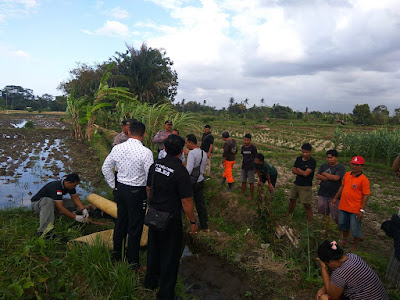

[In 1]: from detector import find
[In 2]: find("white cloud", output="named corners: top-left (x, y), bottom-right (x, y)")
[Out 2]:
top-left (83, 20), bottom-right (131, 37)
top-left (15, 50), bottom-right (29, 58)
top-left (110, 6), bottom-right (129, 19)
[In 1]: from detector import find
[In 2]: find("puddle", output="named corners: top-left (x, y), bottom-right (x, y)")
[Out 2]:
top-left (180, 241), bottom-right (251, 300)
top-left (0, 128), bottom-right (96, 208)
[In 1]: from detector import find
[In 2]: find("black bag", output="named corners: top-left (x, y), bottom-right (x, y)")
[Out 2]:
top-left (190, 150), bottom-right (205, 184)
top-left (144, 206), bottom-right (171, 231)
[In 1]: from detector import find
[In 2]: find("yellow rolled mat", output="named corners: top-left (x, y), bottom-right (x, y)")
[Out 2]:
top-left (86, 193), bottom-right (148, 247)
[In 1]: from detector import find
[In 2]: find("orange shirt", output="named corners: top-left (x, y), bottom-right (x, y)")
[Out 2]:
top-left (338, 171), bottom-right (370, 214)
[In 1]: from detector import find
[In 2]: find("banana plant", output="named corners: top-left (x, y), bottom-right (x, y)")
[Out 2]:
top-left (84, 62), bottom-right (134, 141)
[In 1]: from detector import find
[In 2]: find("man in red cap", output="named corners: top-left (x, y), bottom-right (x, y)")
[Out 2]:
top-left (332, 156), bottom-right (370, 251)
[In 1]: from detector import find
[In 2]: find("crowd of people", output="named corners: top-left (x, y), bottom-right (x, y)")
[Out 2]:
top-left (29, 119), bottom-right (400, 300)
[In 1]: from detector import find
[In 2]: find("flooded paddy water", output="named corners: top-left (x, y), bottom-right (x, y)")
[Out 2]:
top-left (0, 113), bottom-right (102, 208)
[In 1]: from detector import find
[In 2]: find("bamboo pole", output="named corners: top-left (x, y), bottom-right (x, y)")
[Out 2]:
top-left (86, 193), bottom-right (148, 247)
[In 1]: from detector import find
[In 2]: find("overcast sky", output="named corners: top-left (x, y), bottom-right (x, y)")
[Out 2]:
top-left (1, 0), bottom-right (399, 113)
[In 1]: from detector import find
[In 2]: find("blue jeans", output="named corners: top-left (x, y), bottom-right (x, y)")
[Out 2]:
top-left (338, 210), bottom-right (362, 238)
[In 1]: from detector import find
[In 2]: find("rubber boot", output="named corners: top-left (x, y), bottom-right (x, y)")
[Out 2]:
top-left (228, 183), bottom-right (233, 191)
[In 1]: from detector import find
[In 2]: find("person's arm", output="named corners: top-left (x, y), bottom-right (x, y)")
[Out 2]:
top-left (152, 131), bottom-right (165, 143)
top-left (54, 201), bottom-right (78, 220)
top-left (181, 197), bottom-right (198, 234)
top-left (357, 194), bottom-right (368, 220)
top-left (316, 173), bottom-right (327, 181)
top-left (320, 172), bottom-right (341, 181)
top-left (316, 258), bottom-right (344, 299)
top-left (207, 144), bottom-right (213, 159)
top-left (186, 152), bottom-right (195, 175)
top-left (292, 167), bottom-right (300, 175)
top-left (331, 185), bottom-right (344, 206)
top-left (256, 170), bottom-right (263, 186)
top-left (102, 151), bottom-right (116, 189)
top-left (393, 156), bottom-right (400, 176)
top-left (71, 193), bottom-right (85, 211)
top-left (296, 168), bottom-right (313, 177)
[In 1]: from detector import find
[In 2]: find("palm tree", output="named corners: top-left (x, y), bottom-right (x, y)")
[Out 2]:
top-left (260, 98), bottom-right (265, 105)
top-left (244, 98), bottom-right (249, 106)
top-left (229, 97), bottom-right (235, 106)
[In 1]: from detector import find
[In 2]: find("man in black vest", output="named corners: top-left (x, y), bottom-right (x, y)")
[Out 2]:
top-left (144, 134), bottom-right (198, 300)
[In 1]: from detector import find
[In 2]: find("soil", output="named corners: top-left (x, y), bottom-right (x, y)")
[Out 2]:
top-left (0, 114), bottom-right (103, 207)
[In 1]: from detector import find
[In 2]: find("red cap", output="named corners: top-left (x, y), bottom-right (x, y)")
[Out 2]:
top-left (350, 156), bottom-right (365, 165)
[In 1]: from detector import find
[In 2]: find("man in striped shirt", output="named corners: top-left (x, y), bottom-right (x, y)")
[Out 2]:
top-left (102, 121), bottom-right (154, 270)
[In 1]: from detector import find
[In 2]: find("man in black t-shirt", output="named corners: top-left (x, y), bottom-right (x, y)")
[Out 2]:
top-left (144, 134), bottom-right (198, 300)
top-left (287, 143), bottom-right (316, 222)
top-left (240, 134), bottom-right (257, 200)
top-left (31, 173), bottom-right (89, 237)
top-left (200, 124), bottom-right (214, 176)
top-left (316, 149), bottom-right (345, 223)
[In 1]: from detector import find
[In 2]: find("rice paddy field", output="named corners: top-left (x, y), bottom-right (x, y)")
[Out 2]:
top-left (2, 112), bottom-right (400, 299)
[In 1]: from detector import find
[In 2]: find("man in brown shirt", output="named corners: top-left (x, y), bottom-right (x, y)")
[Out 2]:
top-left (113, 119), bottom-right (133, 146)
top-left (222, 131), bottom-right (237, 190)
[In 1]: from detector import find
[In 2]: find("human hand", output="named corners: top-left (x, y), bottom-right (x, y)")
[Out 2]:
top-left (190, 223), bottom-right (198, 235)
top-left (75, 215), bottom-right (86, 223)
top-left (331, 198), bottom-right (337, 206)
top-left (82, 208), bottom-right (89, 218)
top-left (316, 257), bottom-right (328, 270)
top-left (268, 183), bottom-right (274, 193)
top-left (257, 181), bottom-right (263, 187)
top-left (316, 287), bottom-right (326, 299)
top-left (356, 211), bottom-right (364, 220)
top-left (207, 152), bottom-right (211, 159)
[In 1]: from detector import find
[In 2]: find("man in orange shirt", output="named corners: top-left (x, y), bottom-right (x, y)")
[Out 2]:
top-left (332, 156), bottom-right (370, 252)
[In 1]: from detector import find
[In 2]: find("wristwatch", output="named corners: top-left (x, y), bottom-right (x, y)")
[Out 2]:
top-left (190, 220), bottom-right (197, 225)
top-left (360, 209), bottom-right (365, 214)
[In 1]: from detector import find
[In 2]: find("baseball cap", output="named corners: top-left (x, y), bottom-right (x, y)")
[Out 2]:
top-left (350, 156), bottom-right (365, 165)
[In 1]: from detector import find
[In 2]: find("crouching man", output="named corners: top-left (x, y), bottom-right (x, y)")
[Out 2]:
top-left (31, 173), bottom-right (89, 238)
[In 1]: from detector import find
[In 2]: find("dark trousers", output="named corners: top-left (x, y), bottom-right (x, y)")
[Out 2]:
top-left (144, 217), bottom-right (183, 300)
top-left (113, 183), bottom-right (147, 266)
top-left (193, 180), bottom-right (208, 230)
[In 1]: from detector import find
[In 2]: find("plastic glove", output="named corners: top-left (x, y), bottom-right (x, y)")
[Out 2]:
top-left (75, 215), bottom-right (86, 223)
top-left (82, 208), bottom-right (89, 218)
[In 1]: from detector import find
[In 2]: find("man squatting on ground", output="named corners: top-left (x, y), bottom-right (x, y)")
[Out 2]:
top-left (254, 153), bottom-right (278, 198)
top-left (200, 124), bottom-right (214, 176)
top-left (144, 134), bottom-right (198, 300)
top-left (102, 121), bottom-right (154, 270)
top-left (287, 143), bottom-right (316, 222)
top-left (316, 149), bottom-right (346, 224)
top-left (240, 134), bottom-right (258, 200)
top-left (31, 173), bottom-right (89, 237)
top-left (221, 131), bottom-right (237, 190)
top-left (152, 120), bottom-right (173, 152)
top-left (185, 133), bottom-right (209, 231)
top-left (332, 156), bottom-right (370, 252)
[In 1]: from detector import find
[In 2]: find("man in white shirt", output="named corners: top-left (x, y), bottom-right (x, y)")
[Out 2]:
top-left (102, 121), bottom-right (154, 270)
top-left (185, 134), bottom-right (209, 231)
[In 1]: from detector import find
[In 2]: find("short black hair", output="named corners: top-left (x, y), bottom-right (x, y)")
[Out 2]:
top-left (165, 134), bottom-right (185, 156)
top-left (326, 149), bottom-right (339, 157)
top-left (301, 143), bottom-right (312, 151)
top-left (172, 128), bottom-right (180, 135)
top-left (129, 121), bottom-right (146, 137)
top-left (318, 240), bottom-right (344, 262)
top-left (186, 134), bottom-right (197, 144)
top-left (204, 124), bottom-right (211, 129)
top-left (65, 173), bottom-right (80, 183)
top-left (244, 133), bottom-right (252, 139)
top-left (255, 153), bottom-right (264, 162)
top-left (222, 131), bottom-right (230, 138)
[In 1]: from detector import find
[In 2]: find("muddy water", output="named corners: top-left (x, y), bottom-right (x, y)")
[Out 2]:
top-left (0, 115), bottom-right (100, 208)
top-left (180, 242), bottom-right (251, 300)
